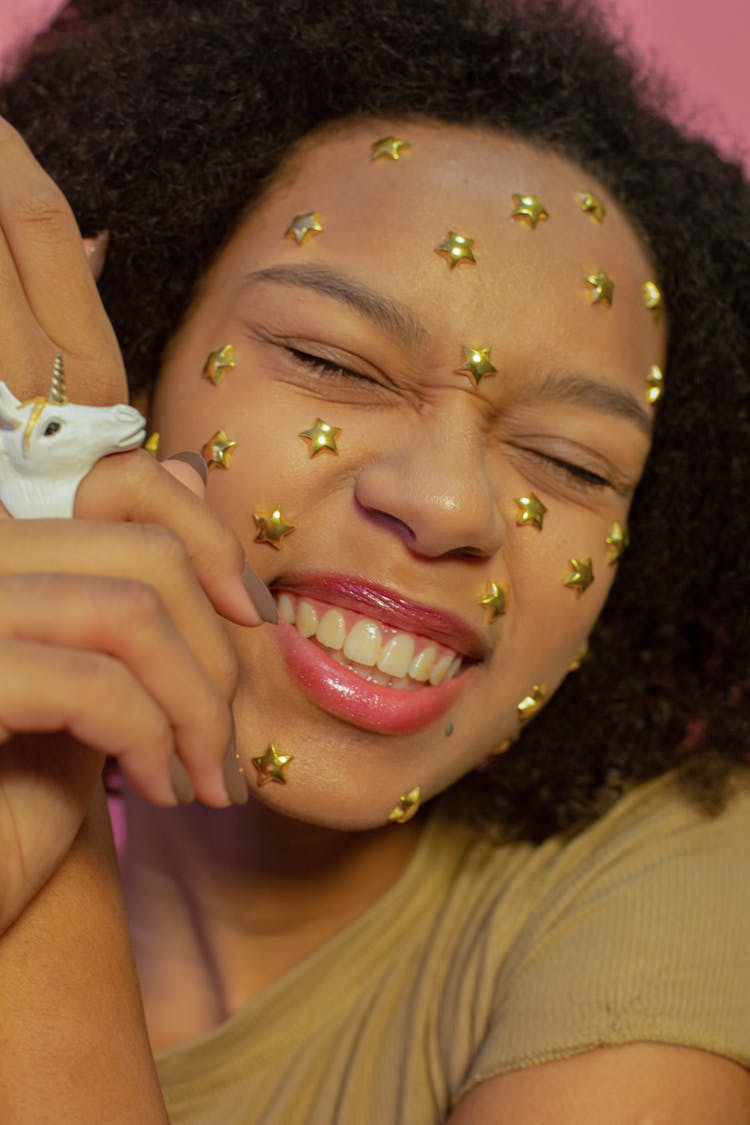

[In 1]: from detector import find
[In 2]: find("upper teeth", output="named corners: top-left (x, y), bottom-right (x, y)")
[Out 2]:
top-left (277, 592), bottom-right (463, 686)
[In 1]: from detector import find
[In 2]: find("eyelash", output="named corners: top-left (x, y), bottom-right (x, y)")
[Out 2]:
top-left (541, 454), bottom-right (611, 490)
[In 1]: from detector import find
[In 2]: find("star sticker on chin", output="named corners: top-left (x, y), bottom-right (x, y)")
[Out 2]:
top-left (253, 507), bottom-right (296, 549)
top-left (517, 684), bottom-right (547, 723)
top-left (585, 270), bottom-right (614, 306)
top-left (388, 786), bottom-right (422, 823)
top-left (564, 556), bottom-right (595, 597)
top-left (251, 743), bottom-right (294, 787)
top-left (510, 193), bottom-right (549, 229)
top-left (479, 580), bottom-right (508, 622)
top-left (298, 417), bottom-right (341, 457)
top-left (370, 135), bottom-right (410, 161)
top-left (202, 428), bottom-right (237, 470)
top-left (435, 230), bottom-right (476, 269)
top-left (456, 345), bottom-right (497, 388)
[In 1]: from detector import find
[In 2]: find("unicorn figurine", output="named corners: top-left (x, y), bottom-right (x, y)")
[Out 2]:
top-left (0, 355), bottom-right (146, 518)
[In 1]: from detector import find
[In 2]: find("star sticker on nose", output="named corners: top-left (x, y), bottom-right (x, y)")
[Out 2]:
top-left (642, 280), bottom-right (663, 321)
top-left (578, 192), bottom-right (606, 223)
top-left (202, 428), bottom-right (237, 470)
top-left (388, 786), bottom-right (421, 824)
top-left (456, 345), bottom-right (497, 388)
top-left (517, 684), bottom-right (547, 723)
top-left (370, 135), bottom-right (410, 161)
top-left (479, 580), bottom-right (507, 622)
top-left (201, 344), bottom-right (235, 385)
top-left (585, 270), bottom-right (614, 306)
top-left (564, 557), bottom-right (595, 597)
top-left (511, 193), bottom-right (549, 229)
top-left (253, 507), bottom-right (296, 549)
top-left (605, 521), bottom-right (629, 565)
top-left (435, 230), bottom-right (476, 269)
top-left (285, 211), bottom-right (324, 245)
top-left (298, 417), bottom-right (341, 457)
top-left (513, 493), bottom-right (547, 530)
top-left (251, 743), bottom-right (294, 787)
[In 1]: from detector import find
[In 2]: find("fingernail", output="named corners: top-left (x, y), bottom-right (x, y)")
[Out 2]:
top-left (167, 450), bottom-right (209, 485)
top-left (242, 564), bottom-right (278, 624)
top-left (81, 230), bottom-right (109, 279)
top-left (223, 740), bottom-right (249, 805)
top-left (168, 754), bottom-right (195, 804)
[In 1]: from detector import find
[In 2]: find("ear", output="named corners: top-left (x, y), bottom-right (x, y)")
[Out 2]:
top-left (0, 381), bottom-right (23, 427)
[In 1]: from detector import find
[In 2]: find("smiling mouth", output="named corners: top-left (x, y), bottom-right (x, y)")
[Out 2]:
top-left (276, 591), bottom-right (465, 691)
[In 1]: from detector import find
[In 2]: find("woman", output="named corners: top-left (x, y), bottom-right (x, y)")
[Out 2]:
top-left (0, 0), bottom-right (748, 1120)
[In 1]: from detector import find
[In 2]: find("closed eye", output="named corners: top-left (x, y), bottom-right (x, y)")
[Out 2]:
top-left (541, 454), bottom-right (611, 489)
top-left (287, 347), bottom-right (379, 385)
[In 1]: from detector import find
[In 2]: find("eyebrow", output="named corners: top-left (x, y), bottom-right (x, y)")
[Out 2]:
top-left (242, 264), bottom-right (429, 350)
top-left (533, 371), bottom-right (653, 436)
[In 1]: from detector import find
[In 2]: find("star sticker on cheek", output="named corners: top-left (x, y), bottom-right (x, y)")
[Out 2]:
top-left (513, 493), bottom-right (547, 530)
top-left (456, 345), bottom-right (497, 388)
top-left (517, 684), bottom-right (547, 723)
top-left (388, 786), bottom-right (422, 824)
top-left (435, 231), bottom-right (476, 269)
top-left (585, 270), bottom-right (614, 306)
top-left (511, 193), bottom-right (549, 228)
top-left (202, 429), bottom-right (237, 470)
top-left (144, 432), bottom-right (160, 457)
top-left (201, 344), bottom-right (235, 385)
top-left (251, 743), bottom-right (294, 787)
top-left (646, 364), bottom-right (664, 405)
top-left (479, 580), bottom-right (508, 622)
top-left (643, 281), bottom-right (663, 321)
top-left (284, 211), bottom-right (324, 245)
top-left (298, 417), bottom-right (341, 457)
top-left (564, 557), bottom-right (595, 597)
top-left (370, 135), bottom-right (410, 161)
top-left (578, 192), bottom-right (606, 223)
top-left (253, 507), bottom-right (296, 549)
top-left (605, 522), bottom-right (629, 565)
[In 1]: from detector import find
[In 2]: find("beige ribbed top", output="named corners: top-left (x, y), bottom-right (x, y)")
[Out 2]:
top-left (156, 770), bottom-right (750, 1124)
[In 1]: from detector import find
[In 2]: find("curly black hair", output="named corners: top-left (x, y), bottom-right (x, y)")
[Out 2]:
top-left (4, 0), bottom-right (748, 841)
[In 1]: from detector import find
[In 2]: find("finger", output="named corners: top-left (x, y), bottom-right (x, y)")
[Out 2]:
top-left (162, 452), bottom-right (209, 496)
top-left (0, 574), bottom-right (236, 807)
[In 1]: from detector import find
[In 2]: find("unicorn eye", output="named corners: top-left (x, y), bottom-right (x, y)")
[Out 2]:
top-left (43, 421), bottom-right (62, 436)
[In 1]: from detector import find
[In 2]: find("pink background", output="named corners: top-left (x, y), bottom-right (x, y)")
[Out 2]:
top-left (0, 0), bottom-right (747, 169)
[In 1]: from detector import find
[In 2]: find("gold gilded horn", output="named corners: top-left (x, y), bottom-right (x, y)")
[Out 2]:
top-left (48, 353), bottom-right (68, 406)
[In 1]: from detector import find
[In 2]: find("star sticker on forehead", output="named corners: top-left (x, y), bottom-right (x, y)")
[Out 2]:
top-left (585, 270), bottom-right (614, 306)
top-left (202, 429), bottom-right (237, 470)
top-left (578, 192), bottom-right (606, 223)
top-left (642, 280), bottom-right (663, 321)
top-left (201, 344), bottom-right (235, 385)
top-left (284, 211), bottom-right (324, 246)
top-left (511, 193), bottom-right (549, 229)
top-left (564, 557), bottom-right (595, 597)
top-left (253, 507), bottom-right (296, 549)
top-left (517, 684), bottom-right (547, 723)
top-left (605, 521), bottom-right (629, 565)
top-left (251, 743), bottom-right (294, 787)
top-left (298, 417), bottom-right (341, 457)
top-left (370, 135), bottom-right (410, 161)
top-left (388, 786), bottom-right (422, 824)
top-left (456, 345), bottom-right (497, 388)
top-left (479, 580), bottom-right (508, 622)
top-left (513, 493), bottom-right (547, 530)
top-left (435, 230), bottom-right (476, 269)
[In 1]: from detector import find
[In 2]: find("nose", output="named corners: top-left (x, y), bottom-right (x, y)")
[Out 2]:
top-left (353, 418), bottom-right (504, 559)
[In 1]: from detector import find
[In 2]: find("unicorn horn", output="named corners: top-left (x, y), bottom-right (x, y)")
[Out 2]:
top-left (48, 353), bottom-right (68, 405)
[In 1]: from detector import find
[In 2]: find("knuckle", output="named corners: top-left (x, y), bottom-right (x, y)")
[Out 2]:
top-left (104, 577), bottom-right (163, 627)
top-left (13, 182), bottom-right (70, 230)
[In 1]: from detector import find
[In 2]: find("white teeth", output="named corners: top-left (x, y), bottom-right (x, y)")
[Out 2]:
top-left (296, 599), bottom-right (319, 638)
top-left (447, 655), bottom-right (462, 679)
top-left (409, 645), bottom-right (437, 682)
top-left (377, 633), bottom-right (415, 677)
top-left (277, 593), bottom-right (296, 624)
top-left (316, 607), bottom-right (346, 650)
top-left (429, 651), bottom-right (455, 686)
top-left (343, 619), bottom-right (382, 666)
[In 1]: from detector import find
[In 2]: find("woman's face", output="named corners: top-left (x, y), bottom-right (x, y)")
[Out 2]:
top-left (152, 121), bottom-right (665, 827)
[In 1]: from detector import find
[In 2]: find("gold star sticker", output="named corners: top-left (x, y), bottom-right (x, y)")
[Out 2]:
top-left (567, 638), bottom-right (590, 672)
top-left (511, 193), bottom-right (549, 229)
top-left (251, 743), bottom-right (293, 787)
top-left (201, 344), bottom-right (235, 385)
top-left (202, 428), bottom-right (237, 470)
top-left (646, 364), bottom-right (664, 405)
top-left (517, 684), bottom-right (547, 723)
top-left (564, 557), bottom-right (595, 597)
top-left (605, 521), bottom-right (629, 565)
top-left (456, 345), bottom-right (497, 388)
top-left (144, 432), bottom-right (160, 457)
top-left (479, 580), bottom-right (507, 622)
top-left (284, 211), bottom-right (324, 245)
top-left (388, 786), bottom-right (421, 824)
top-left (370, 135), bottom-right (410, 161)
top-left (435, 230), bottom-right (476, 269)
top-left (578, 192), bottom-right (606, 223)
top-left (253, 507), bottom-right (296, 549)
top-left (585, 270), bottom-right (614, 306)
top-left (298, 417), bottom-right (341, 457)
top-left (494, 730), bottom-right (520, 755)
top-left (513, 493), bottom-right (547, 530)
top-left (643, 280), bottom-right (663, 320)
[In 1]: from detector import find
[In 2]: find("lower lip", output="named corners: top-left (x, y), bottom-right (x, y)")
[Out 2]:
top-left (275, 620), bottom-right (472, 735)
